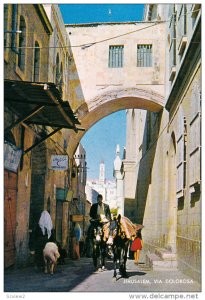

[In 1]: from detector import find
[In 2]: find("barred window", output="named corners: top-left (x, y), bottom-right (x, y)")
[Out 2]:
top-left (108, 45), bottom-right (124, 68)
top-left (137, 44), bottom-right (152, 67)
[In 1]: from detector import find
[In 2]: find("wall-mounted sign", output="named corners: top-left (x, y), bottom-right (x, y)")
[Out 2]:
top-left (4, 141), bottom-right (22, 173)
top-left (51, 155), bottom-right (68, 170)
top-left (71, 215), bottom-right (84, 222)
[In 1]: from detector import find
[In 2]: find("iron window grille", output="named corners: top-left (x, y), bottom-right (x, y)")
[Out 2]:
top-left (137, 44), bottom-right (152, 67)
top-left (108, 45), bottom-right (124, 68)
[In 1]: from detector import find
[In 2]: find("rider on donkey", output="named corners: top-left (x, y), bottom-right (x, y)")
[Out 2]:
top-left (89, 194), bottom-right (111, 243)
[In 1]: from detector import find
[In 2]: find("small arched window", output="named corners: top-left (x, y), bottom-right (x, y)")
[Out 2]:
top-left (18, 16), bottom-right (26, 71)
top-left (55, 54), bottom-right (63, 96)
top-left (33, 41), bottom-right (40, 81)
top-left (60, 63), bottom-right (63, 84)
top-left (55, 54), bottom-right (60, 84)
top-left (59, 62), bottom-right (63, 96)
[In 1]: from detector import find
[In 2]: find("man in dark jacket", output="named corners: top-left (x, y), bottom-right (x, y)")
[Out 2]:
top-left (90, 194), bottom-right (111, 221)
top-left (90, 194), bottom-right (111, 242)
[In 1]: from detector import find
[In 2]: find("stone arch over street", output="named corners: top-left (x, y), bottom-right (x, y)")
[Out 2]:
top-left (68, 87), bottom-right (164, 155)
top-left (66, 20), bottom-right (166, 155)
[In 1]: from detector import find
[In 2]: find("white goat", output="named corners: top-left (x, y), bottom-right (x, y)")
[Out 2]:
top-left (43, 242), bottom-right (60, 274)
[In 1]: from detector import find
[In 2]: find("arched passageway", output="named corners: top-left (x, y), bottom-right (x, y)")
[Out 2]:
top-left (67, 87), bottom-right (164, 156)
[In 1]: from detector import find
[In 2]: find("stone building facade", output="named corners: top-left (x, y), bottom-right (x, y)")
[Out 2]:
top-left (4, 4), bottom-right (52, 268)
top-left (4, 4), bottom-right (81, 267)
top-left (123, 4), bottom-right (201, 282)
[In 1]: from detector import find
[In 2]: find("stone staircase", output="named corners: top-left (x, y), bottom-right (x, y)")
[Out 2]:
top-left (146, 247), bottom-right (178, 271)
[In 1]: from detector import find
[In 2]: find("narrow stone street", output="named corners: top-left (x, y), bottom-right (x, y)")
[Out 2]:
top-left (3, 4), bottom-right (202, 299)
top-left (4, 254), bottom-right (200, 293)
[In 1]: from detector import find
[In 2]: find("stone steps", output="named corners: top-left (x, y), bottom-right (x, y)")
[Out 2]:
top-left (146, 248), bottom-right (178, 271)
top-left (155, 248), bottom-right (177, 261)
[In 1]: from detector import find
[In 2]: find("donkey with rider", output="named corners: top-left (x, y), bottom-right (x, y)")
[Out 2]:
top-left (88, 194), bottom-right (143, 278)
top-left (88, 194), bottom-right (112, 271)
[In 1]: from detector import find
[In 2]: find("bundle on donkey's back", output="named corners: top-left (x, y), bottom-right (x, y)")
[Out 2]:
top-left (111, 214), bottom-right (144, 279)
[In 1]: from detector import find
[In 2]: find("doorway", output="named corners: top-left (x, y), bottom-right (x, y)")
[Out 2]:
top-left (167, 133), bottom-right (177, 253)
top-left (4, 170), bottom-right (17, 268)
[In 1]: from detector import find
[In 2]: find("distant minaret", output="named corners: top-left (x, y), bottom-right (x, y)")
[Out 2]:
top-left (113, 144), bottom-right (124, 215)
top-left (99, 160), bottom-right (105, 184)
top-left (116, 144), bottom-right (120, 157)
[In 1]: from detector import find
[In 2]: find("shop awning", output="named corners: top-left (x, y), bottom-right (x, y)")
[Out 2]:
top-left (4, 79), bottom-right (83, 153)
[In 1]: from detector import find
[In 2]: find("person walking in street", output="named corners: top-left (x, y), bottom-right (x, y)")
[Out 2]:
top-left (89, 194), bottom-right (111, 242)
top-left (130, 230), bottom-right (143, 264)
top-left (72, 222), bottom-right (81, 260)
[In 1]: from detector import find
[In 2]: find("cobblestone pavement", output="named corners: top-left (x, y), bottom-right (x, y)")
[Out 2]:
top-left (4, 255), bottom-right (201, 294)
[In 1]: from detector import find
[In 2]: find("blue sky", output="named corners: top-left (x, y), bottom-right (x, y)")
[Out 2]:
top-left (80, 111), bottom-right (126, 180)
top-left (60, 4), bottom-right (144, 24)
top-left (59, 4), bottom-right (144, 180)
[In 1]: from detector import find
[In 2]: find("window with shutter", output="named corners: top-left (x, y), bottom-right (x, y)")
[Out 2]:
top-left (176, 116), bottom-right (187, 199)
top-left (189, 80), bottom-right (201, 188)
top-left (169, 5), bottom-right (176, 82)
top-left (178, 4), bottom-right (188, 57)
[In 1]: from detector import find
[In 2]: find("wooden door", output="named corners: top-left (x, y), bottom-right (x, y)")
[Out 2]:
top-left (4, 170), bottom-right (17, 268)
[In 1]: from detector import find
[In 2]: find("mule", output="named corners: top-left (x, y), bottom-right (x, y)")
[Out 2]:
top-left (112, 215), bottom-right (130, 279)
top-left (91, 220), bottom-right (107, 271)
